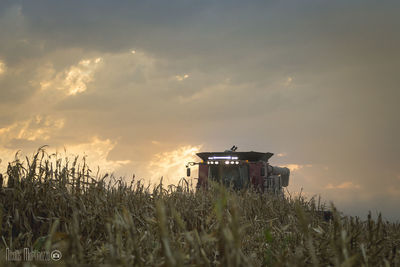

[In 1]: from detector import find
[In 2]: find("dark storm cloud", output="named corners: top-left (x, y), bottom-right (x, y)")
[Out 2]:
top-left (0, 0), bottom-right (399, 219)
top-left (8, 1), bottom-right (397, 63)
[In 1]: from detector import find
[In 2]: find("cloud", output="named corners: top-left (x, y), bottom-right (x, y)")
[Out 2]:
top-left (0, 146), bottom-right (16, 173)
top-left (175, 74), bottom-right (189, 81)
top-left (148, 145), bottom-right (202, 185)
top-left (0, 0), bottom-right (399, 219)
top-left (387, 186), bottom-right (400, 197)
top-left (281, 164), bottom-right (312, 172)
top-left (63, 137), bottom-right (131, 172)
top-left (0, 135), bottom-right (131, 175)
top-left (283, 164), bottom-right (303, 171)
top-left (177, 78), bottom-right (231, 103)
top-left (0, 60), bottom-right (5, 75)
top-left (0, 115), bottom-right (64, 143)
top-left (283, 76), bottom-right (293, 87)
top-left (40, 57), bottom-right (103, 95)
top-left (325, 181), bottom-right (361, 190)
top-left (0, 115), bottom-right (64, 173)
top-left (0, 115), bottom-right (129, 175)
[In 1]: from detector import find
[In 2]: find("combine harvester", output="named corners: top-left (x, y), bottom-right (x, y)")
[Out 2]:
top-left (186, 146), bottom-right (290, 193)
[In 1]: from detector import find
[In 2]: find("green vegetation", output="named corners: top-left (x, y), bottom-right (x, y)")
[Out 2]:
top-left (0, 149), bottom-right (399, 266)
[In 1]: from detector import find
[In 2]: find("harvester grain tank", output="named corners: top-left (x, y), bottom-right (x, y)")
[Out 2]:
top-left (186, 147), bottom-right (290, 192)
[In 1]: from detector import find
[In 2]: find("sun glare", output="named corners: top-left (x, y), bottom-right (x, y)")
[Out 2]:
top-left (148, 145), bottom-right (202, 186)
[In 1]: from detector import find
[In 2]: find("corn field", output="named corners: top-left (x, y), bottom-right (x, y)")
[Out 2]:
top-left (0, 149), bottom-right (399, 266)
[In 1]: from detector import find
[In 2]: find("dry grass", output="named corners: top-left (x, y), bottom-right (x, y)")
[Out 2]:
top-left (0, 149), bottom-right (399, 266)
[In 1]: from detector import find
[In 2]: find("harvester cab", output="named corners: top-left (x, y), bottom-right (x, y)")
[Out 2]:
top-left (186, 147), bottom-right (290, 193)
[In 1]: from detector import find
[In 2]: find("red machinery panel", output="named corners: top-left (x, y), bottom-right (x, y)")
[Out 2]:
top-left (198, 164), bottom-right (209, 187)
top-left (249, 162), bottom-right (264, 191)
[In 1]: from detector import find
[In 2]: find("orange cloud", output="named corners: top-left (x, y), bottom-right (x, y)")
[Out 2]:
top-left (148, 145), bottom-right (202, 185)
top-left (0, 116), bottom-right (64, 142)
top-left (62, 136), bottom-right (130, 172)
top-left (40, 57), bottom-right (103, 95)
top-left (175, 74), bottom-right (189, 81)
top-left (281, 164), bottom-right (312, 172)
top-left (0, 60), bottom-right (5, 75)
top-left (0, 135), bottom-right (130, 175)
top-left (0, 116), bottom-right (66, 173)
top-left (325, 181), bottom-right (361, 190)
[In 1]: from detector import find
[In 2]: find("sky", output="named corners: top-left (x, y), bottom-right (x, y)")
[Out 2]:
top-left (0, 0), bottom-right (399, 220)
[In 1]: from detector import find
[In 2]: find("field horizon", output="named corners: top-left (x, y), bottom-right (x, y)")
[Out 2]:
top-left (0, 150), bottom-right (399, 266)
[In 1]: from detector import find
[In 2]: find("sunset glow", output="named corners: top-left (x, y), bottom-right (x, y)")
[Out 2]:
top-left (0, 1), bottom-right (399, 220)
top-left (148, 145), bottom-right (201, 185)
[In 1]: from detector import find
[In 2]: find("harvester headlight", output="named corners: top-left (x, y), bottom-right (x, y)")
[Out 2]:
top-left (209, 155), bottom-right (239, 160)
top-left (210, 161), bottom-right (214, 164)
top-left (235, 161), bottom-right (239, 164)
top-left (209, 156), bottom-right (232, 160)
top-left (225, 161), bottom-right (230, 164)
top-left (230, 161), bottom-right (234, 164)
top-left (215, 161), bottom-right (219, 165)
